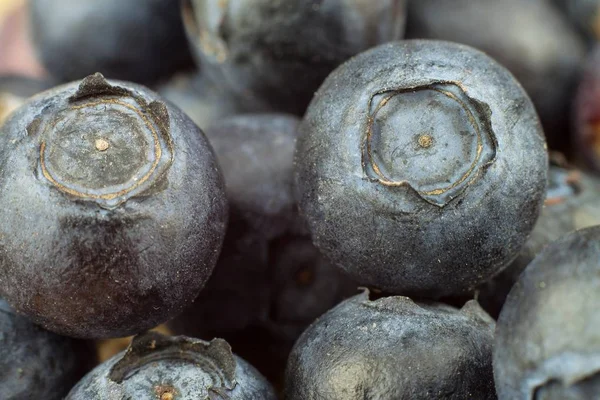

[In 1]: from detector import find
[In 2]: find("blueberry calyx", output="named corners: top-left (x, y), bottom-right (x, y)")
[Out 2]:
top-left (363, 81), bottom-right (497, 207)
top-left (109, 332), bottom-right (238, 392)
top-left (29, 73), bottom-right (175, 209)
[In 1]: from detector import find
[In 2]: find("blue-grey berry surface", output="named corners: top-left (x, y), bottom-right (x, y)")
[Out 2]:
top-left (0, 299), bottom-right (95, 400)
top-left (169, 114), bottom-right (356, 383)
top-left (0, 75), bottom-right (51, 125)
top-left (67, 332), bottom-right (276, 400)
top-left (405, 0), bottom-right (585, 150)
top-left (30, 0), bottom-right (193, 84)
top-left (494, 226), bottom-right (600, 399)
top-left (478, 163), bottom-right (600, 318)
top-left (158, 74), bottom-right (272, 132)
top-left (183, 0), bottom-right (407, 114)
top-left (295, 40), bottom-right (548, 298)
top-left (0, 73), bottom-right (228, 338)
top-left (285, 290), bottom-right (497, 399)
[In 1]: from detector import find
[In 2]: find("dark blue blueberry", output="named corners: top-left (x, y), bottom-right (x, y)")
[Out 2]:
top-left (285, 290), bottom-right (497, 399)
top-left (0, 73), bottom-right (227, 338)
top-left (295, 40), bottom-right (548, 298)
top-left (494, 226), bottom-right (600, 399)
top-left (66, 332), bottom-right (276, 399)
top-left (30, 0), bottom-right (193, 84)
top-left (0, 299), bottom-right (95, 400)
top-left (169, 114), bottom-right (357, 383)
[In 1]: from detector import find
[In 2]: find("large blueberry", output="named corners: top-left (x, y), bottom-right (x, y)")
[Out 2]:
top-left (0, 73), bottom-right (227, 338)
top-left (295, 40), bottom-right (548, 298)
top-left (285, 290), bottom-right (497, 399)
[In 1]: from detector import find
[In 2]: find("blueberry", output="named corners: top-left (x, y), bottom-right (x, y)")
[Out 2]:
top-left (169, 114), bottom-right (304, 338)
top-left (168, 114), bottom-right (356, 383)
top-left (494, 226), bottom-right (600, 399)
top-left (0, 73), bottom-right (228, 338)
top-left (66, 332), bottom-right (276, 399)
top-left (0, 298), bottom-right (95, 400)
top-left (285, 290), bottom-right (496, 399)
top-left (295, 40), bottom-right (548, 298)
top-left (30, 0), bottom-right (193, 84)
top-left (478, 162), bottom-right (600, 318)
top-left (158, 74), bottom-right (272, 131)
top-left (0, 75), bottom-right (50, 124)
top-left (183, 0), bottom-right (407, 114)
top-left (406, 0), bottom-right (585, 150)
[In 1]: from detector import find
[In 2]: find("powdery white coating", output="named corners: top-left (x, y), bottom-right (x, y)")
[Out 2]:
top-left (285, 290), bottom-right (496, 399)
top-left (494, 226), bottom-right (600, 399)
top-left (295, 40), bottom-right (548, 298)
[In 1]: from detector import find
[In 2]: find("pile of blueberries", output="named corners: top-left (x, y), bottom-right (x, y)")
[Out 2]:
top-left (2, 0), bottom-right (600, 399)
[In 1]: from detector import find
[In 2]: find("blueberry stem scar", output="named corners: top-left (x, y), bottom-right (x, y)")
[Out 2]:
top-left (39, 99), bottom-right (173, 202)
top-left (362, 81), bottom-right (492, 202)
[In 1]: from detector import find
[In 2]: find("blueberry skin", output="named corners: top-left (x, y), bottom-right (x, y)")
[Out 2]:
top-left (158, 74), bottom-right (272, 132)
top-left (295, 40), bottom-right (548, 298)
top-left (478, 164), bottom-right (600, 318)
top-left (406, 0), bottom-right (585, 150)
top-left (168, 114), bottom-right (356, 383)
top-left (66, 332), bottom-right (277, 400)
top-left (30, 0), bottom-right (192, 84)
top-left (0, 299), bottom-right (95, 400)
top-left (494, 226), bottom-right (600, 399)
top-left (0, 76), bottom-right (51, 124)
top-left (285, 290), bottom-right (496, 399)
top-left (183, 0), bottom-right (407, 115)
top-left (0, 73), bottom-right (228, 338)
top-left (169, 114), bottom-right (303, 338)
